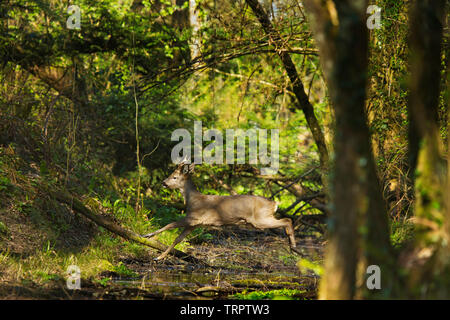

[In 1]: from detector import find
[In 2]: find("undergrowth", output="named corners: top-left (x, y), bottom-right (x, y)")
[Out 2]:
top-left (0, 144), bottom-right (198, 286)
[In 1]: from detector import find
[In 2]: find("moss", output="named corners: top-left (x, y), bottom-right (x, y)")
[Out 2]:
top-left (232, 278), bottom-right (305, 288)
top-left (390, 220), bottom-right (415, 250)
top-left (278, 254), bottom-right (297, 265)
top-left (231, 288), bottom-right (307, 300)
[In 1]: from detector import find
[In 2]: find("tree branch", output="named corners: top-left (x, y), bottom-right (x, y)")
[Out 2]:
top-left (245, 0), bottom-right (329, 169)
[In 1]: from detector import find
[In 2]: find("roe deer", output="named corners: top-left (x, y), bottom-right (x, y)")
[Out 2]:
top-left (142, 162), bottom-right (297, 260)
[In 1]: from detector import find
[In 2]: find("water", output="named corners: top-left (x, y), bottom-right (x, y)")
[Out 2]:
top-left (112, 270), bottom-right (318, 299)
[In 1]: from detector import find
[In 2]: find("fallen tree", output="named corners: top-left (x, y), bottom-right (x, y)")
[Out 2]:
top-left (47, 188), bottom-right (206, 265)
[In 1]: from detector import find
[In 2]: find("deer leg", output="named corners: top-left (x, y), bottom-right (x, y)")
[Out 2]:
top-left (282, 218), bottom-right (297, 248)
top-left (252, 217), bottom-right (297, 248)
top-left (142, 219), bottom-right (187, 238)
top-left (154, 227), bottom-right (194, 261)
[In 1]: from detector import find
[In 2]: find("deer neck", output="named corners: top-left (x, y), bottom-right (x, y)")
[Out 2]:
top-left (180, 177), bottom-right (199, 205)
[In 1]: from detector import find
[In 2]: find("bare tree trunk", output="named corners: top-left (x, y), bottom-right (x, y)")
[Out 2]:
top-left (304, 0), bottom-right (393, 299)
top-left (189, 0), bottom-right (201, 60)
top-left (245, 0), bottom-right (329, 170)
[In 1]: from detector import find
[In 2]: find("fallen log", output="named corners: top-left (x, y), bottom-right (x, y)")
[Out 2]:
top-left (49, 190), bottom-right (207, 265)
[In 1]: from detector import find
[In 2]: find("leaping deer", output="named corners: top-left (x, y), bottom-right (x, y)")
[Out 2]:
top-left (143, 161), bottom-right (297, 260)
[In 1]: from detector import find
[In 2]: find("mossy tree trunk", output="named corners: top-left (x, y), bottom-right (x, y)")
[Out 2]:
top-left (48, 189), bottom-right (205, 265)
top-left (304, 0), bottom-right (394, 299)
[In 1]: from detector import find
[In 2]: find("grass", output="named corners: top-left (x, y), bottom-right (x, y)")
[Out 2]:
top-left (0, 146), bottom-right (199, 286)
top-left (0, 221), bottom-right (8, 235)
top-left (0, 232), bottom-right (147, 286)
top-left (111, 262), bottom-right (138, 278)
top-left (0, 194), bottom-right (193, 287)
top-left (278, 254), bottom-right (298, 266)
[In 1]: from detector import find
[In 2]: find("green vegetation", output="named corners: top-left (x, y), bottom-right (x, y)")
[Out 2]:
top-left (231, 288), bottom-right (307, 300)
top-left (390, 220), bottom-right (415, 250)
top-left (0, 0), bottom-right (448, 300)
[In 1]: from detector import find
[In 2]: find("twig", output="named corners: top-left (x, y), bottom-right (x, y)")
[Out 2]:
top-left (270, 166), bottom-right (319, 199)
top-left (210, 174), bottom-right (237, 195)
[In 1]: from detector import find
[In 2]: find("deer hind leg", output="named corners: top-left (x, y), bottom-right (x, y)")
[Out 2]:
top-left (155, 227), bottom-right (194, 261)
top-left (251, 217), bottom-right (297, 248)
top-left (281, 218), bottom-right (297, 249)
top-left (142, 218), bottom-right (188, 238)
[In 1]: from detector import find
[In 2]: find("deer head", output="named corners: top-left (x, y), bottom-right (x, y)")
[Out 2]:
top-left (162, 159), bottom-right (195, 189)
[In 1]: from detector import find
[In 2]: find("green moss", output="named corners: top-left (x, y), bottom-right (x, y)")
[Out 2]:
top-left (231, 288), bottom-right (307, 300)
top-left (278, 254), bottom-right (297, 265)
top-left (232, 278), bottom-right (304, 288)
top-left (297, 258), bottom-right (323, 276)
top-left (390, 220), bottom-right (415, 249)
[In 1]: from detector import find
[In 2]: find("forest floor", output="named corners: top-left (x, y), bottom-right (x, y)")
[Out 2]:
top-left (0, 224), bottom-right (323, 300)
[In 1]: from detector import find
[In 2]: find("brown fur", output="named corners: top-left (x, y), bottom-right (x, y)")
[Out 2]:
top-left (143, 163), bottom-right (296, 260)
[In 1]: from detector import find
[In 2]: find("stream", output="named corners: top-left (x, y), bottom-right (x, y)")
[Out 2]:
top-left (108, 268), bottom-right (319, 299)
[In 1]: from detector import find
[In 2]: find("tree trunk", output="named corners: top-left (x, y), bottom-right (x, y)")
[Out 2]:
top-left (304, 0), bottom-right (394, 299)
top-left (189, 0), bottom-right (201, 60)
top-left (407, 0), bottom-right (448, 297)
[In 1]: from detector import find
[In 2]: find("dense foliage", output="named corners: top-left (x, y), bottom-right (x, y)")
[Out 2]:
top-left (0, 0), bottom-right (448, 300)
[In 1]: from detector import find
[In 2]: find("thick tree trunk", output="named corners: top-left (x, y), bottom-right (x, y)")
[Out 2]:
top-left (407, 0), bottom-right (448, 297)
top-left (408, 0), bottom-right (446, 188)
top-left (304, 0), bottom-right (394, 299)
top-left (245, 0), bottom-right (329, 170)
top-left (447, 98), bottom-right (450, 265)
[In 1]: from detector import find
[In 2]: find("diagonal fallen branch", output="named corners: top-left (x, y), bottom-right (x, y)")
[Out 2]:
top-left (49, 190), bottom-right (207, 265)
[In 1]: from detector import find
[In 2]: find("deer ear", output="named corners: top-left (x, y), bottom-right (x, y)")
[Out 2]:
top-left (188, 163), bottom-right (195, 172)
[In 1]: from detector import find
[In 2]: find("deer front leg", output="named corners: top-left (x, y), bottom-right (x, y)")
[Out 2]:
top-left (154, 227), bottom-right (195, 261)
top-left (141, 219), bottom-right (187, 238)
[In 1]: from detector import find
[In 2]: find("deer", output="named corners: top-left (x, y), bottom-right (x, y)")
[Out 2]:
top-left (142, 161), bottom-right (297, 261)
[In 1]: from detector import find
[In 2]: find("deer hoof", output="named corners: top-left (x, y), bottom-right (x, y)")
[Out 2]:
top-left (290, 246), bottom-right (302, 255)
